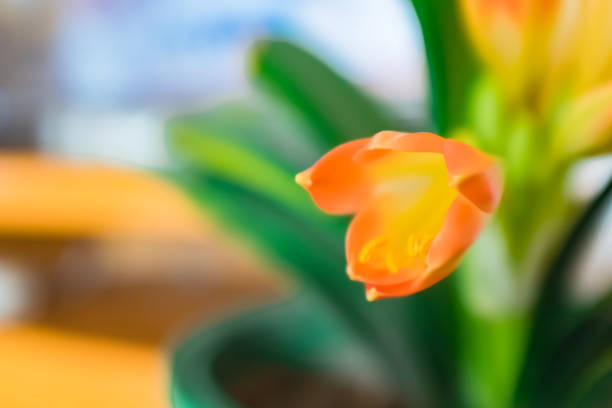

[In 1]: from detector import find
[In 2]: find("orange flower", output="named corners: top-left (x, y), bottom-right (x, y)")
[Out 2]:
top-left (296, 131), bottom-right (503, 301)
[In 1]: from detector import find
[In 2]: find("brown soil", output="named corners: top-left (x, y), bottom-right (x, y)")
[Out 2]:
top-left (224, 363), bottom-right (407, 408)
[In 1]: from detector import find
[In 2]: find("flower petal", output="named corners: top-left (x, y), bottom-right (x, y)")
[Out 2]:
top-left (426, 194), bottom-right (487, 271)
top-left (345, 199), bottom-right (428, 285)
top-left (363, 132), bottom-right (495, 182)
top-left (298, 131), bottom-right (503, 301)
top-left (362, 132), bottom-right (503, 213)
top-left (364, 258), bottom-right (460, 301)
top-left (443, 138), bottom-right (493, 178)
top-left (363, 196), bottom-right (486, 301)
top-left (296, 139), bottom-right (370, 214)
top-left (460, 0), bottom-right (562, 101)
top-left (444, 138), bottom-right (503, 213)
top-left (553, 81), bottom-right (612, 157)
top-left (455, 163), bottom-right (504, 213)
top-left (362, 131), bottom-right (445, 156)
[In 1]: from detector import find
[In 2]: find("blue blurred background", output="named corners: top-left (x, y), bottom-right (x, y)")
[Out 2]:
top-left (1, 0), bottom-right (424, 160)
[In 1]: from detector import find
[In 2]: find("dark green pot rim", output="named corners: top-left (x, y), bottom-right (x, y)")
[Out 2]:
top-left (169, 292), bottom-right (392, 408)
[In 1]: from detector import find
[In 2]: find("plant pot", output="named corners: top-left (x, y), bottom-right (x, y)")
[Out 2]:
top-left (170, 293), bottom-right (404, 408)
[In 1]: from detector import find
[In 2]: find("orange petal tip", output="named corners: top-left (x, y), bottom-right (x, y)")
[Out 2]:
top-left (295, 171), bottom-right (312, 188)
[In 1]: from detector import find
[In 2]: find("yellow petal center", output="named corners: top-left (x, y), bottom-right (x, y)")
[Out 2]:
top-left (359, 152), bottom-right (457, 273)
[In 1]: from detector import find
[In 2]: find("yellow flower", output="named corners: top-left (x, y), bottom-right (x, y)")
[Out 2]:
top-left (461, 0), bottom-right (612, 155)
top-left (461, 0), bottom-right (561, 102)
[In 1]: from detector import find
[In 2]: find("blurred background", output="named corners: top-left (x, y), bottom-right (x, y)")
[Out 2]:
top-left (1, 1), bottom-right (612, 407)
top-left (1, 0), bottom-right (424, 150)
top-left (0, 1), bottom-right (424, 407)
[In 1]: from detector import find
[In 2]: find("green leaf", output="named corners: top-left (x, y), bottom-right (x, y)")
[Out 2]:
top-left (249, 39), bottom-right (403, 149)
top-left (467, 75), bottom-right (505, 153)
top-left (514, 177), bottom-right (612, 406)
top-left (399, 275), bottom-right (466, 408)
top-left (567, 340), bottom-right (612, 408)
top-left (166, 102), bottom-right (334, 227)
top-left (542, 297), bottom-right (612, 407)
top-left (408, 0), bottom-right (478, 134)
top-left (170, 173), bottom-right (347, 297)
top-left (169, 101), bottom-right (324, 170)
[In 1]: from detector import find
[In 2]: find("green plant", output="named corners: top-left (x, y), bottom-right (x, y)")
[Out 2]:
top-left (165, 2), bottom-right (612, 406)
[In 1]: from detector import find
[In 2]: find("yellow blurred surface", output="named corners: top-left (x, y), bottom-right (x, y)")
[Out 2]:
top-left (0, 326), bottom-right (167, 408)
top-left (0, 152), bottom-right (288, 407)
top-left (0, 153), bottom-right (206, 239)
top-left (0, 275), bottom-right (285, 408)
top-left (0, 257), bottom-right (285, 408)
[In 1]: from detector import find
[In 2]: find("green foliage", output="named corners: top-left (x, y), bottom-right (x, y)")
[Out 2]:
top-left (514, 177), bottom-right (612, 407)
top-left (166, 104), bottom-right (322, 223)
top-left (165, 2), bottom-right (612, 407)
top-left (409, 0), bottom-right (478, 134)
top-left (249, 39), bottom-right (404, 149)
top-left (165, 95), bottom-right (456, 406)
top-left (467, 76), bottom-right (505, 153)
